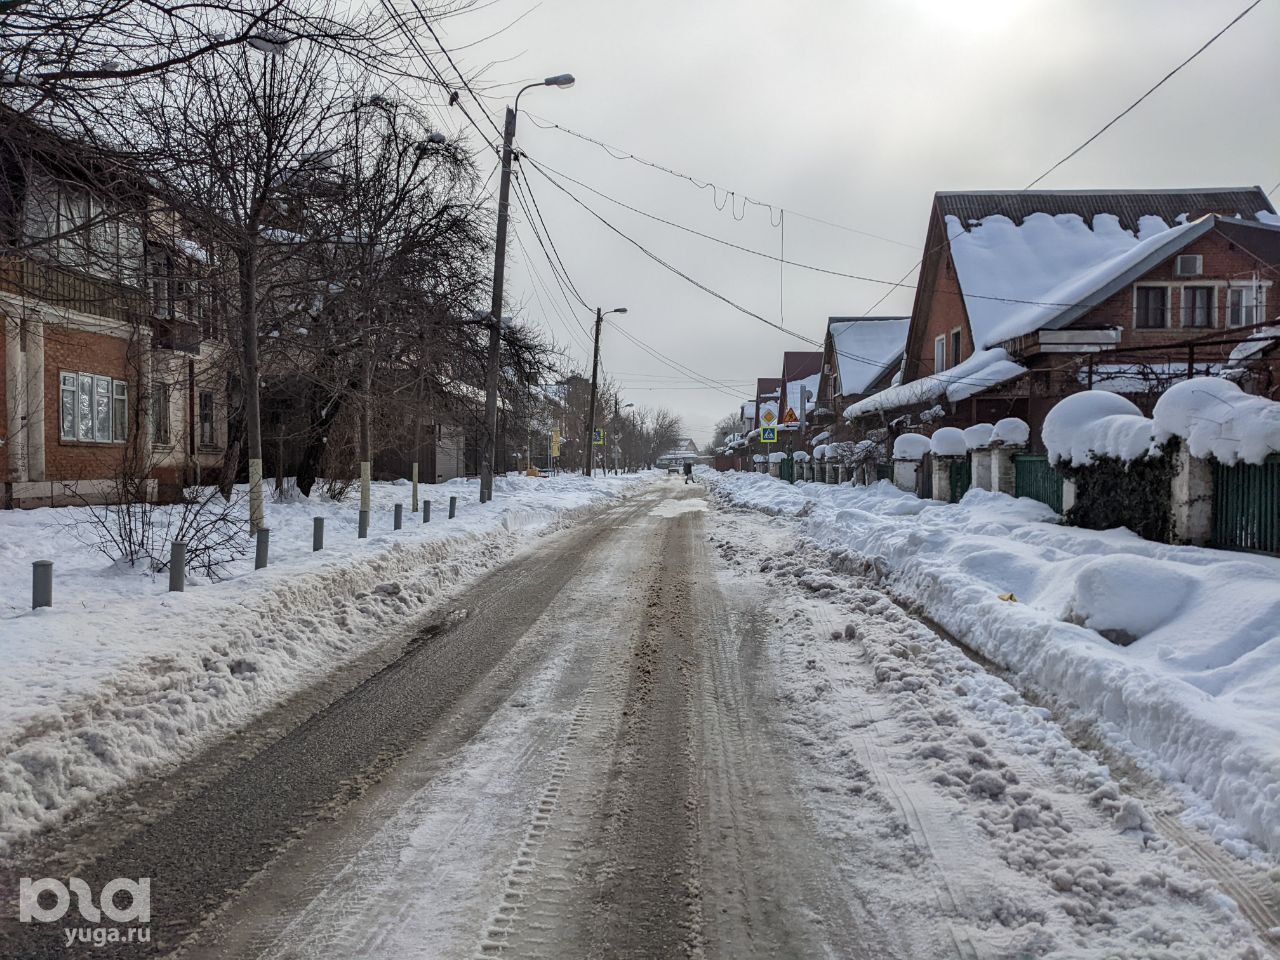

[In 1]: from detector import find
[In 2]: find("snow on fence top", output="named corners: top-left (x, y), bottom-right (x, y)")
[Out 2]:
top-left (990, 417), bottom-right (1030, 446)
top-left (809, 430), bottom-right (831, 446)
top-left (892, 433), bottom-right (932, 461)
top-left (843, 348), bottom-right (1027, 419)
top-left (793, 451), bottom-right (810, 462)
top-left (929, 427), bottom-right (968, 457)
top-left (1044, 392), bottom-right (1156, 467)
top-left (752, 454), bottom-right (765, 463)
top-left (963, 423), bottom-right (994, 449)
top-left (813, 444), bottom-right (829, 460)
top-left (1153, 377), bottom-right (1280, 465)
top-left (1043, 377), bottom-right (1280, 467)
top-left (768, 451), bottom-right (788, 463)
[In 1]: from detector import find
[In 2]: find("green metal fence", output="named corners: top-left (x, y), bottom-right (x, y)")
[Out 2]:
top-left (1211, 455), bottom-right (1280, 555)
top-left (949, 458), bottom-right (972, 503)
top-left (917, 454), bottom-right (934, 499)
top-left (876, 463), bottom-right (893, 483)
top-left (1014, 454), bottom-right (1063, 513)
top-left (779, 455), bottom-right (794, 483)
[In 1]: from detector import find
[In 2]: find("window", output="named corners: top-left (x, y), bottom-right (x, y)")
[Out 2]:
top-left (59, 371), bottom-right (127, 442)
top-left (934, 335), bottom-right (947, 373)
top-left (149, 253), bottom-right (171, 317)
top-left (151, 382), bottom-right (171, 445)
top-left (1228, 285), bottom-right (1265, 327)
top-left (1134, 286), bottom-right (1168, 329)
top-left (1181, 286), bottom-right (1214, 328)
top-left (950, 327), bottom-right (962, 367)
top-left (199, 391), bottom-right (217, 447)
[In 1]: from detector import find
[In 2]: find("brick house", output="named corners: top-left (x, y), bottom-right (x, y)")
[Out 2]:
top-left (778, 350), bottom-right (821, 445)
top-left (814, 316), bottom-right (910, 440)
top-left (846, 187), bottom-right (1280, 447)
top-left (0, 115), bottom-right (229, 507)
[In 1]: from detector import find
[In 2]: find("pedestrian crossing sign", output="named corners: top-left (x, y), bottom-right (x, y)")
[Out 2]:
top-left (593, 428), bottom-right (605, 445)
top-left (761, 426), bottom-right (778, 443)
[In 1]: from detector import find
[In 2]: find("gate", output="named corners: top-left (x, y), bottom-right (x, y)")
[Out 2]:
top-left (917, 453), bottom-right (933, 499)
top-left (1211, 455), bottom-right (1280, 555)
top-left (1014, 454), bottom-right (1063, 512)
top-left (779, 454), bottom-right (795, 483)
top-left (876, 463), bottom-right (893, 483)
top-left (949, 458), bottom-right (972, 502)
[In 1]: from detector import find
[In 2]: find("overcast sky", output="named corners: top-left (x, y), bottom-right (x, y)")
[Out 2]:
top-left (427, 0), bottom-right (1280, 444)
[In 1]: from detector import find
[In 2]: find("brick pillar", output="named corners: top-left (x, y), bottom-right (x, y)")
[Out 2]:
top-left (769, 459), bottom-right (780, 478)
top-left (893, 458), bottom-right (919, 493)
top-left (1171, 441), bottom-right (1213, 545)
top-left (837, 464), bottom-right (847, 484)
top-left (931, 456), bottom-right (954, 503)
top-left (991, 444), bottom-right (1023, 497)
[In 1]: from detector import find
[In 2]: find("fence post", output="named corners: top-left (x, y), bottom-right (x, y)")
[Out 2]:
top-left (1171, 440), bottom-right (1214, 545)
top-left (992, 445), bottom-right (1023, 497)
top-left (255, 527), bottom-right (270, 570)
top-left (892, 459), bottom-right (918, 493)
top-left (32, 560), bottom-right (52, 609)
top-left (358, 509), bottom-right (369, 539)
top-left (449, 495), bottom-right (457, 519)
top-left (169, 542), bottom-right (186, 592)
top-left (313, 517), bottom-right (324, 552)
top-left (423, 501), bottom-right (431, 523)
top-left (972, 447), bottom-right (993, 492)
top-left (394, 503), bottom-right (403, 530)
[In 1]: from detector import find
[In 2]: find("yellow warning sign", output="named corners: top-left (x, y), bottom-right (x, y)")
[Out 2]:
top-left (781, 407), bottom-right (799, 424)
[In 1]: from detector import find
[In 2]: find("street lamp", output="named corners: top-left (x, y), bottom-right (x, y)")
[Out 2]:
top-left (584, 306), bottom-right (626, 477)
top-left (479, 72), bottom-right (576, 503)
top-left (613, 400), bottom-right (634, 474)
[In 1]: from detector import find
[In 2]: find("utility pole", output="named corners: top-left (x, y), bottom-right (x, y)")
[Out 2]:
top-left (584, 308), bottom-right (603, 477)
top-left (480, 74), bottom-right (575, 503)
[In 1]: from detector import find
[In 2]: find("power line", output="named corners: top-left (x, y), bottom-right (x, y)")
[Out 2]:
top-left (412, 0), bottom-right (507, 144)
top-left (1026, 0), bottom-right (1263, 189)
top-left (519, 111), bottom-right (917, 249)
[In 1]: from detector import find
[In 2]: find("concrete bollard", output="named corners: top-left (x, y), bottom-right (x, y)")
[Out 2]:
top-left (32, 560), bottom-right (52, 609)
top-left (449, 496), bottom-right (457, 519)
top-left (255, 527), bottom-right (270, 570)
top-left (169, 542), bottom-right (186, 592)
top-left (313, 517), bottom-right (324, 552)
top-left (394, 503), bottom-right (403, 530)
top-left (358, 509), bottom-right (370, 539)
top-left (422, 500), bottom-right (431, 523)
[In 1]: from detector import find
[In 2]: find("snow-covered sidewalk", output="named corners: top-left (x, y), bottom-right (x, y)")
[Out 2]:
top-left (704, 469), bottom-right (1280, 863)
top-left (0, 472), bottom-right (657, 852)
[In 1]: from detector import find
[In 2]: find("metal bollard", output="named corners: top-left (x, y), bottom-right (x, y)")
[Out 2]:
top-left (169, 542), bottom-right (186, 592)
top-left (32, 560), bottom-right (52, 609)
top-left (448, 495), bottom-right (457, 519)
top-left (255, 527), bottom-right (270, 570)
top-left (358, 509), bottom-right (369, 539)
top-left (313, 516), bottom-right (324, 552)
top-left (394, 503), bottom-right (403, 530)
top-left (422, 501), bottom-right (431, 523)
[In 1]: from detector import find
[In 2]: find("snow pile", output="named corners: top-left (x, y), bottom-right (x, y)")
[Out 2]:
top-left (768, 451), bottom-right (788, 463)
top-left (753, 454), bottom-right (766, 463)
top-left (844, 348), bottom-right (1027, 418)
top-left (892, 433), bottom-right (931, 461)
top-left (929, 427), bottom-right (967, 457)
top-left (1153, 377), bottom-right (1280, 465)
top-left (813, 444), bottom-right (829, 460)
top-left (1043, 392), bottom-right (1157, 467)
top-left (706, 472), bottom-right (1280, 859)
top-left (809, 430), bottom-right (831, 446)
top-left (990, 417), bottom-right (1030, 446)
top-left (948, 212), bottom-right (1203, 348)
top-left (793, 451), bottom-right (810, 462)
top-left (828, 316), bottom-right (911, 395)
top-left (0, 471), bottom-right (658, 850)
top-left (963, 423), bottom-right (994, 449)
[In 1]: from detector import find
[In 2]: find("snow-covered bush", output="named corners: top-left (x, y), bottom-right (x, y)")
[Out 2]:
top-left (1153, 376), bottom-right (1280, 465)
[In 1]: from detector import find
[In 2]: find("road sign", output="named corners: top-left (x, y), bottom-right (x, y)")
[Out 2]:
top-left (781, 407), bottom-right (798, 424)
top-left (761, 408), bottom-right (777, 427)
top-left (761, 426), bottom-right (778, 443)
top-left (592, 428), bottom-right (605, 446)
top-left (551, 428), bottom-right (561, 457)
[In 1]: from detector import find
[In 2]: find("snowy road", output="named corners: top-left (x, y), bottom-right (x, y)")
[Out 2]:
top-left (4, 478), bottom-right (1275, 959)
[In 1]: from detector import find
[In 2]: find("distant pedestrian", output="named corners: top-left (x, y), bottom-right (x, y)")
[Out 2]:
top-left (683, 461), bottom-right (693, 484)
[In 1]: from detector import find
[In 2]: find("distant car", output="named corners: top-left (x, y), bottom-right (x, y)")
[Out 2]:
top-left (666, 465), bottom-right (678, 474)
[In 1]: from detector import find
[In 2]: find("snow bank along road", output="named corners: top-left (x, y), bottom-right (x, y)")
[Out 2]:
top-left (3, 478), bottom-right (1277, 958)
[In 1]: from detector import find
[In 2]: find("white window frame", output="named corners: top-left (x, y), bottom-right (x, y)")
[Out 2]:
top-left (934, 335), bottom-right (947, 373)
top-left (950, 326), bottom-right (963, 367)
top-left (1179, 284), bottom-right (1215, 329)
top-left (1227, 282), bottom-right (1268, 328)
top-left (151, 381), bottom-right (171, 446)
top-left (58, 371), bottom-right (128, 443)
top-left (198, 390), bottom-right (219, 448)
top-left (1133, 283), bottom-right (1172, 330)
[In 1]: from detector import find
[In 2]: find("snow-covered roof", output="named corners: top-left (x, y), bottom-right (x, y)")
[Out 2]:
top-left (948, 212), bottom-right (1212, 349)
top-left (1228, 327), bottom-right (1280, 365)
top-left (843, 348), bottom-right (1027, 419)
top-left (784, 373), bottom-right (820, 415)
top-left (827, 317), bottom-right (911, 396)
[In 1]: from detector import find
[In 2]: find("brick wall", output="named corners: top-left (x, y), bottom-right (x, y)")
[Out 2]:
top-left (914, 249), bottom-right (971, 378)
top-left (41, 323), bottom-right (139, 482)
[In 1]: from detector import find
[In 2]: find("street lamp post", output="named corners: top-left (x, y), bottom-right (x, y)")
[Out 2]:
top-left (584, 306), bottom-right (626, 477)
top-left (613, 400), bottom-right (633, 474)
top-left (480, 73), bottom-right (575, 503)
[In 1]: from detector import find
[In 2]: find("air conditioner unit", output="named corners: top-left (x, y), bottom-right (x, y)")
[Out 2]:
top-left (1175, 254), bottom-right (1203, 277)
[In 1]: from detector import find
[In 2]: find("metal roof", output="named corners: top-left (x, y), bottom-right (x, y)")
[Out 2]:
top-left (780, 351), bottom-right (822, 381)
top-left (936, 187), bottom-right (1275, 234)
